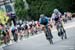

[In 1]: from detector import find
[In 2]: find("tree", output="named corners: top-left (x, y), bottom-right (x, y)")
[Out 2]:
top-left (15, 0), bottom-right (73, 20)
top-left (69, 0), bottom-right (75, 12)
top-left (14, 0), bottom-right (28, 20)
top-left (27, 0), bottom-right (72, 20)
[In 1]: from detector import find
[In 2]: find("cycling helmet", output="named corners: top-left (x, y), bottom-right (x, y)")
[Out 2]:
top-left (53, 9), bottom-right (59, 14)
top-left (40, 14), bottom-right (44, 18)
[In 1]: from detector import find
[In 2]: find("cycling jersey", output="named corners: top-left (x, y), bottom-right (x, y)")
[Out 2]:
top-left (39, 16), bottom-right (49, 25)
top-left (51, 13), bottom-right (61, 22)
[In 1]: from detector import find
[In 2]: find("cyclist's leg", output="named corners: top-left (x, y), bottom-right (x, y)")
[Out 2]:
top-left (46, 25), bottom-right (53, 44)
top-left (60, 21), bottom-right (67, 39)
top-left (42, 25), bottom-right (47, 38)
top-left (47, 25), bottom-right (53, 39)
top-left (61, 21), bottom-right (66, 33)
top-left (61, 24), bottom-right (67, 39)
top-left (56, 21), bottom-right (63, 37)
top-left (56, 22), bottom-right (59, 32)
top-left (42, 25), bottom-right (46, 33)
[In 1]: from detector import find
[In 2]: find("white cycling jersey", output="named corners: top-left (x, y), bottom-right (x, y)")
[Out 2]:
top-left (51, 12), bottom-right (61, 20)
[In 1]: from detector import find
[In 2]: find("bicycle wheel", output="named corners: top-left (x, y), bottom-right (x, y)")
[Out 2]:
top-left (48, 39), bottom-right (53, 44)
top-left (45, 25), bottom-right (53, 44)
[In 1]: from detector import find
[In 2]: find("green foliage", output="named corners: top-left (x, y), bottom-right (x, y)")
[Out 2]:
top-left (14, 0), bottom-right (28, 20)
top-left (15, 0), bottom-right (73, 20)
top-left (27, 0), bottom-right (72, 20)
top-left (69, 0), bottom-right (75, 12)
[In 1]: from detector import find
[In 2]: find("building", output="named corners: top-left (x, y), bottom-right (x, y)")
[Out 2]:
top-left (0, 0), bottom-right (29, 13)
top-left (0, 0), bottom-right (15, 13)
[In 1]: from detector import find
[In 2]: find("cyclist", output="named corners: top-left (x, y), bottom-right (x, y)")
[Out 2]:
top-left (0, 24), bottom-right (7, 44)
top-left (51, 9), bottom-right (67, 39)
top-left (39, 14), bottom-right (53, 44)
top-left (10, 22), bottom-right (18, 42)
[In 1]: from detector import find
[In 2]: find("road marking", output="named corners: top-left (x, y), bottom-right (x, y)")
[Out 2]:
top-left (69, 47), bottom-right (75, 50)
top-left (56, 45), bottom-right (74, 47)
top-left (54, 45), bottom-right (75, 50)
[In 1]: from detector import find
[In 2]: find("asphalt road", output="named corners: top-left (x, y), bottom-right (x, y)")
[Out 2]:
top-left (2, 20), bottom-right (75, 50)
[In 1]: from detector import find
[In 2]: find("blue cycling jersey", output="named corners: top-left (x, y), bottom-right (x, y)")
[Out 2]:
top-left (39, 16), bottom-right (49, 25)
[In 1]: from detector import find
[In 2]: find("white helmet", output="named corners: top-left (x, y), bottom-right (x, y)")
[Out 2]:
top-left (64, 12), bottom-right (67, 15)
top-left (40, 14), bottom-right (44, 17)
top-left (53, 9), bottom-right (59, 14)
